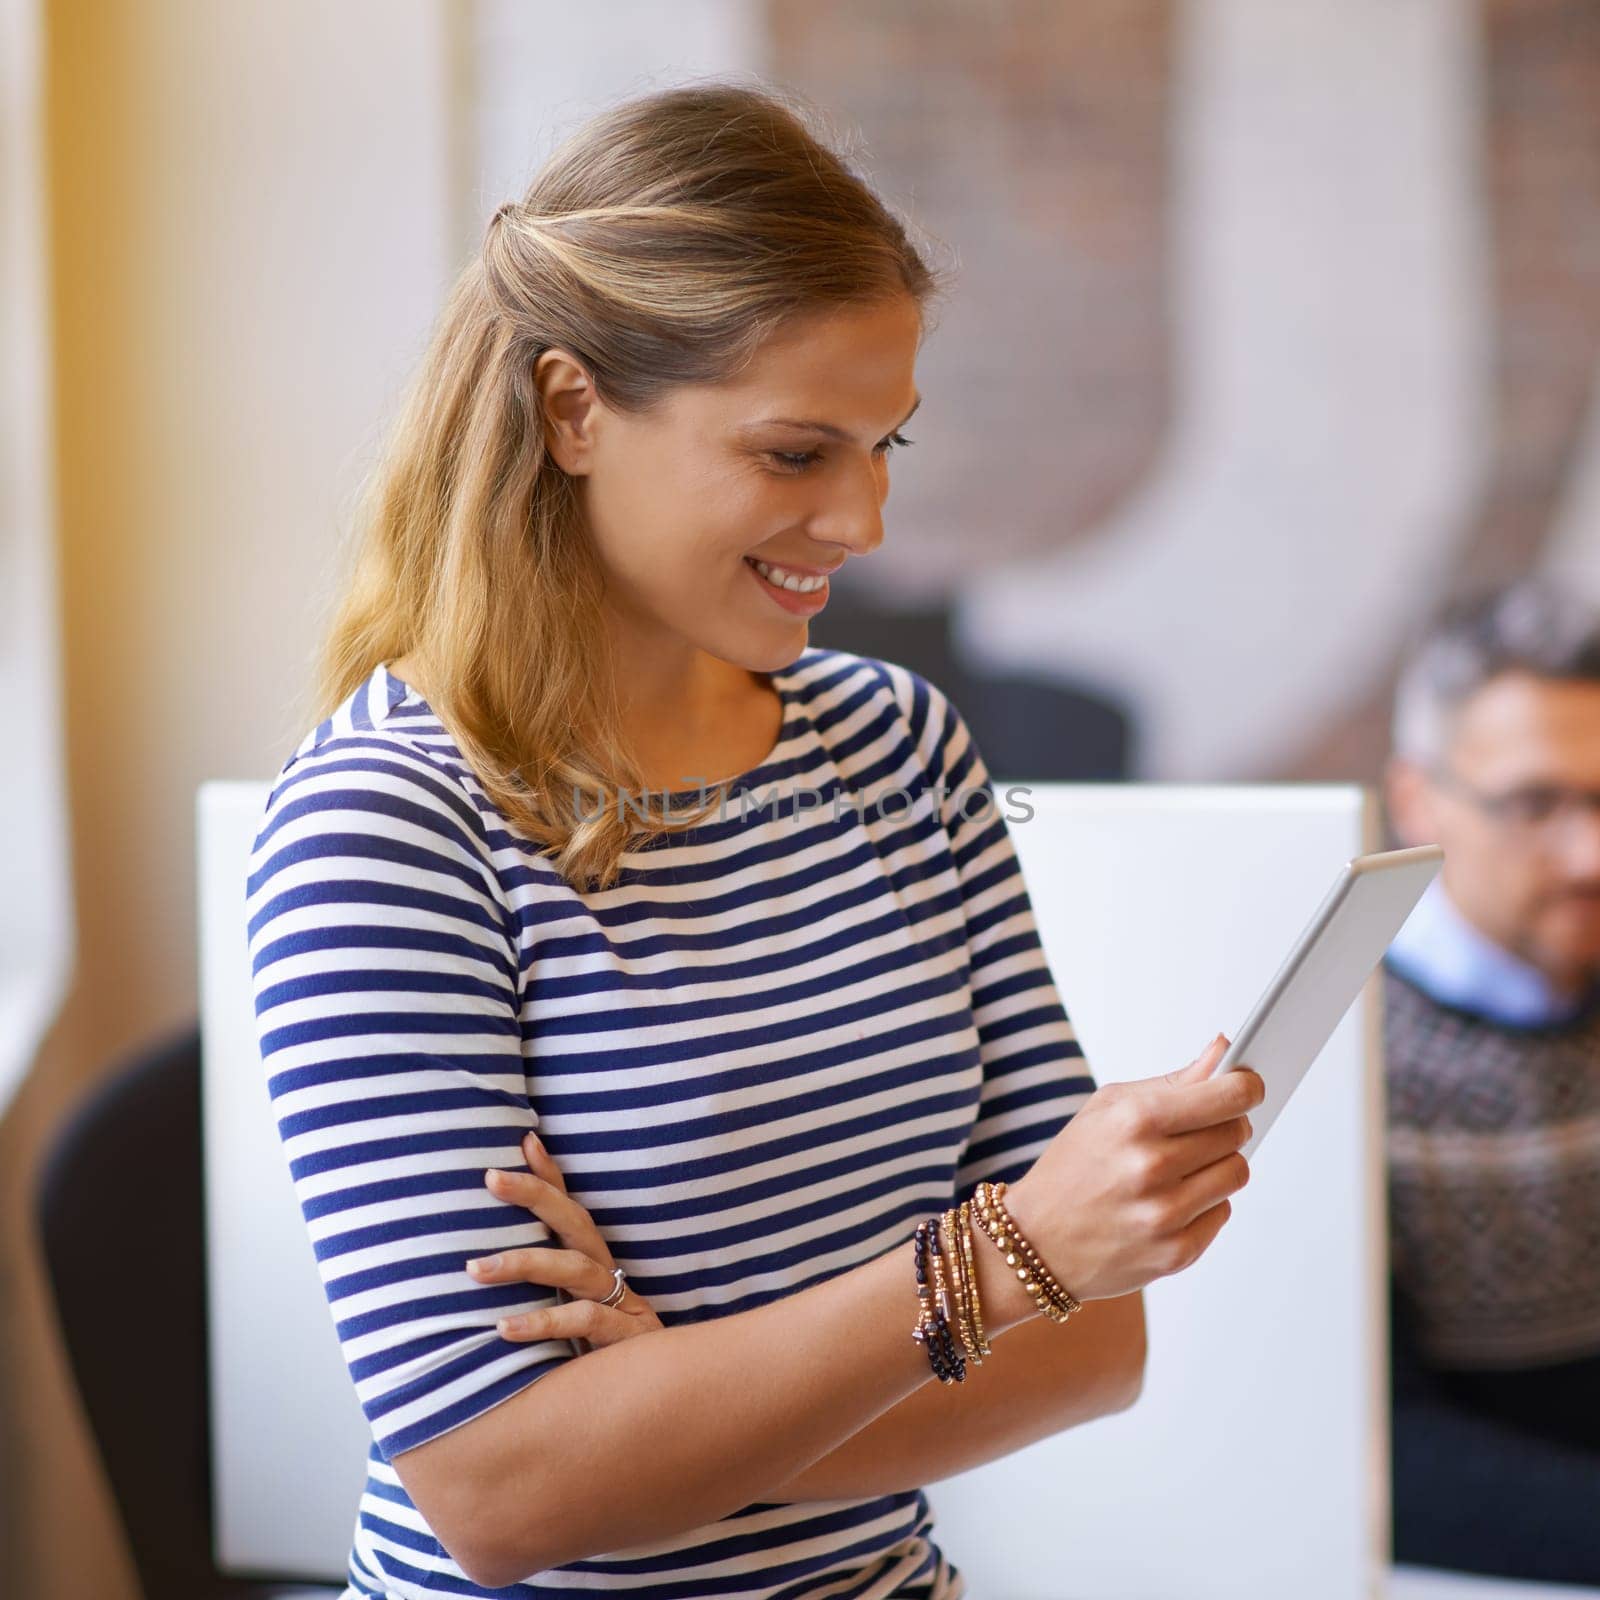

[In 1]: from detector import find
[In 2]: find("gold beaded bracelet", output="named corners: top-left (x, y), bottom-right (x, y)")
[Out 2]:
top-left (957, 1200), bottom-right (992, 1357)
top-left (991, 1179), bottom-right (1082, 1321)
top-left (973, 1180), bottom-right (1082, 1325)
top-left (941, 1206), bottom-right (983, 1366)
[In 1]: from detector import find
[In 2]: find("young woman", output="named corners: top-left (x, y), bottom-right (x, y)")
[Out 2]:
top-left (248, 82), bottom-right (1262, 1600)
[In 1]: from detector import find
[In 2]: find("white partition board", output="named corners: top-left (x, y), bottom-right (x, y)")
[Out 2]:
top-left (925, 783), bottom-right (1389, 1600)
top-left (209, 777), bottom-right (1589, 1597)
top-left (199, 781), bottom-right (369, 1581)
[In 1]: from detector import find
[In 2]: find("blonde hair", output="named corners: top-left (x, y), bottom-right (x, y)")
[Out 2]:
top-left (316, 80), bottom-right (943, 891)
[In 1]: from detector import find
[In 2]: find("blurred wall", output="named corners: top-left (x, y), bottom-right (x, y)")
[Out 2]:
top-left (0, 3), bottom-right (467, 1592)
top-left (954, 0), bottom-right (1492, 779)
top-left (766, 0), bottom-right (1600, 783)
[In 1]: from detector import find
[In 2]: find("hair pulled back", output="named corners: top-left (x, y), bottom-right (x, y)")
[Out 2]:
top-left (317, 79), bottom-right (941, 890)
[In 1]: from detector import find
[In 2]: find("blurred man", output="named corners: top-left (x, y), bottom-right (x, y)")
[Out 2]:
top-left (1382, 577), bottom-right (1600, 1584)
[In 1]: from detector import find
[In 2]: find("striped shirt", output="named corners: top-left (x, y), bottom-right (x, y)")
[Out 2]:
top-left (248, 644), bottom-right (1097, 1599)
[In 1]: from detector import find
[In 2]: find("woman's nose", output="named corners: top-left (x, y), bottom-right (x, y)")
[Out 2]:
top-left (810, 457), bottom-right (887, 557)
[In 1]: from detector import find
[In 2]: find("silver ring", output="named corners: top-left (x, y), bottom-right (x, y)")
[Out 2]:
top-left (597, 1265), bottom-right (627, 1309)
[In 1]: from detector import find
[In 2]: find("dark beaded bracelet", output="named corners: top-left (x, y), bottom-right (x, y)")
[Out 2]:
top-left (910, 1215), bottom-right (967, 1384)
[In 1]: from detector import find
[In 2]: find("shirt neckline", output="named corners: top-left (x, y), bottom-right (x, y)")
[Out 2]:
top-left (655, 660), bottom-right (806, 808)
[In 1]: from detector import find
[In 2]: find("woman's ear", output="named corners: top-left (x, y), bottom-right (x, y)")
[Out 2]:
top-left (534, 348), bottom-right (601, 475)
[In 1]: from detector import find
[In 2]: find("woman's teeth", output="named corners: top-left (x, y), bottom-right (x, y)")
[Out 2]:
top-left (751, 559), bottom-right (827, 593)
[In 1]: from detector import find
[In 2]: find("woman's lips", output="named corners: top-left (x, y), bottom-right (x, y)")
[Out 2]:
top-left (745, 557), bottom-right (830, 615)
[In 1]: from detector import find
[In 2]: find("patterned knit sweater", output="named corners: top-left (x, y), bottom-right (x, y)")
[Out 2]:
top-left (1384, 961), bottom-right (1600, 1370)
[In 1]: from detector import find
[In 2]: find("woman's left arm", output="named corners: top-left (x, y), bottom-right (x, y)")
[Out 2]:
top-left (764, 674), bottom-right (1153, 1495)
top-left (769, 1290), bottom-right (1146, 1498)
top-left (489, 1141), bottom-right (1145, 1501)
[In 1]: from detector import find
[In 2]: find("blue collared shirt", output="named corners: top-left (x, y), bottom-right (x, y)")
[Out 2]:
top-left (1384, 874), bottom-right (1592, 1029)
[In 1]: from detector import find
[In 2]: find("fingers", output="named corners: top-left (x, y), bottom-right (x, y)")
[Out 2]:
top-left (496, 1298), bottom-right (642, 1344)
top-left (1164, 1145), bottom-right (1251, 1234)
top-left (1159, 1058), bottom-right (1265, 1136)
top-left (483, 1165), bottom-right (613, 1265)
top-left (521, 1129), bottom-right (567, 1194)
top-left (1157, 1197), bottom-right (1234, 1279)
top-left (476, 1135), bottom-right (663, 1350)
top-left (1164, 1033), bottom-right (1229, 1088)
top-left (466, 1243), bottom-right (617, 1300)
top-left (1160, 1114), bottom-right (1254, 1180)
top-left (1143, 1033), bottom-right (1262, 1135)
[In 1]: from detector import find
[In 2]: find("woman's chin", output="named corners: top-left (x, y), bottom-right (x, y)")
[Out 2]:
top-left (711, 622), bottom-right (810, 674)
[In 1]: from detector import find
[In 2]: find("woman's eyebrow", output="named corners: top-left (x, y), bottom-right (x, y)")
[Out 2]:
top-left (738, 393), bottom-right (922, 442)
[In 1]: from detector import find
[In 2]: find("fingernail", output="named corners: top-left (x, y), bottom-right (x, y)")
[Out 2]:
top-left (524, 1131), bottom-right (542, 1155)
top-left (467, 1256), bottom-right (500, 1275)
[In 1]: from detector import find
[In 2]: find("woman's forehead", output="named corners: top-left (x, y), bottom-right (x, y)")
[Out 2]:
top-left (683, 298), bottom-right (924, 428)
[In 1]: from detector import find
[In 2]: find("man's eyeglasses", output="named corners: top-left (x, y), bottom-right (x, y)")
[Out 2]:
top-left (1431, 768), bottom-right (1600, 842)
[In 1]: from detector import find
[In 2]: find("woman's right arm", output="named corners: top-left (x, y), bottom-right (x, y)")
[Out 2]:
top-left (398, 1211), bottom-right (1043, 1585)
top-left (405, 1035), bottom-right (1259, 1586)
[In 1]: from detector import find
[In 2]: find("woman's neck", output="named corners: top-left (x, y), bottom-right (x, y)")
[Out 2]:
top-left (617, 656), bottom-right (781, 794)
top-left (383, 645), bottom-right (783, 795)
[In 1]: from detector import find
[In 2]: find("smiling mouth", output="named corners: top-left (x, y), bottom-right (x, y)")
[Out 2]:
top-left (745, 557), bottom-right (831, 611)
top-left (746, 557), bottom-right (833, 593)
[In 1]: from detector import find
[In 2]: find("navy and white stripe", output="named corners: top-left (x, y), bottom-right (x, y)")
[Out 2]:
top-left (248, 645), bottom-right (1096, 1599)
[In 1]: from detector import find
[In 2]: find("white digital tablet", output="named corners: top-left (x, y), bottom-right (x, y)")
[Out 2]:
top-left (1211, 843), bottom-right (1444, 1160)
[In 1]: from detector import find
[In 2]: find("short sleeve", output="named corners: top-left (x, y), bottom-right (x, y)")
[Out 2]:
top-left (247, 733), bottom-right (571, 1460)
top-left (887, 665), bottom-right (1099, 1196)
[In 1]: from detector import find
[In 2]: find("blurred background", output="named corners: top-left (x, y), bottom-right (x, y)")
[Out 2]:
top-left (3, 0), bottom-right (1599, 1593)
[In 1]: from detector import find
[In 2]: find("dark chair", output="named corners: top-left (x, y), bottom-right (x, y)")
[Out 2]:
top-left (34, 1023), bottom-right (337, 1599)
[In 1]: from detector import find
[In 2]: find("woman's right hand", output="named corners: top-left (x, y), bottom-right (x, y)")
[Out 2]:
top-left (1003, 1034), bottom-right (1265, 1303)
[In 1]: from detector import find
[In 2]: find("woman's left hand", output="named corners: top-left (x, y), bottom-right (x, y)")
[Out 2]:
top-left (471, 1131), bottom-right (664, 1350)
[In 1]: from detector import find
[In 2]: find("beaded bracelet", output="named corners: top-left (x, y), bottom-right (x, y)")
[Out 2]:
top-left (928, 1213), bottom-right (968, 1383)
top-left (934, 1203), bottom-right (985, 1363)
top-left (942, 1207), bottom-right (976, 1363)
top-left (945, 1204), bottom-right (989, 1367)
top-left (910, 1218), bottom-right (966, 1382)
top-left (977, 1180), bottom-right (1083, 1322)
top-left (911, 1202), bottom-right (993, 1381)
top-left (956, 1200), bottom-right (992, 1358)
top-left (972, 1180), bottom-right (1082, 1325)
